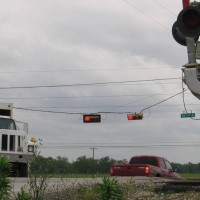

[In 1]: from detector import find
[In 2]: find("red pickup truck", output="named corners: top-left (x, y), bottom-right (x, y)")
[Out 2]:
top-left (110, 155), bottom-right (182, 180)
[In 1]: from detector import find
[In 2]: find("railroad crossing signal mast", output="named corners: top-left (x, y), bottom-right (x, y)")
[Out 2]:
top-left (172, 0), bottom-right (200, 100)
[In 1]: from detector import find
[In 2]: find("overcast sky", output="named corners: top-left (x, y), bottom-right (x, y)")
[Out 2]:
top-left (1, 0), bottom-right (200, 164)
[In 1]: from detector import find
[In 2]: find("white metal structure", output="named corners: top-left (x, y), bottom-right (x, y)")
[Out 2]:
top-left (183, 66), bottom-right (200, 100)
top-left (0, 102), bottom-right (35, 177)
top-left (182, 37), bottom-right (200, 100)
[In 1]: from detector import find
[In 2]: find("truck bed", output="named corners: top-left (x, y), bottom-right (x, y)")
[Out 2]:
top-left (110, 164), bottom-right (154, 177)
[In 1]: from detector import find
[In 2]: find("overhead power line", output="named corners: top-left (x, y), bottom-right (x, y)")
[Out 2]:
top-left (0, 66), bottom-right (179, 74)
top-left (13, 107), bottom-right (84, 115)
top-left (151, 0), bottom-right (176, 16)
top-left (122, 0), bottom-right (170, 31)
top-left (43, 141), bottom-right (200, 145)
top-left (0, 92), bottom-right (191, 100)
top-left (13, 90), bottom-right (185, 115)
top-left (0, 77), bottom-right (180, 90)
top-left (40, 143), bottom-right (200, 149)
top-left (12, 103), bottom-right (200, 109)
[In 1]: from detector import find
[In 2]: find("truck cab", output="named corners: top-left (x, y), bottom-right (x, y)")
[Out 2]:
top-left (0, 103), bottom-right (35, 177)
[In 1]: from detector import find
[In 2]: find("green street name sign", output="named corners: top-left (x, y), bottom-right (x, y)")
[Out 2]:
top-left (181, 113), bottom-right (195, 118)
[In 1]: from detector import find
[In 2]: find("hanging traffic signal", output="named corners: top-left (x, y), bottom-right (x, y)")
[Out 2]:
top-left (172, 5), bottom-right (200, 46)
top-left (127, 113), bottom-right (143, 120)
top-left (83, 114), bottom-right (101, 123)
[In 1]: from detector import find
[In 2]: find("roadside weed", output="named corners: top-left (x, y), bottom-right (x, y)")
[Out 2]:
top-left (0, 156), bottom-right (12, 200)
top-left (98, 177), bottom-right (123, 200)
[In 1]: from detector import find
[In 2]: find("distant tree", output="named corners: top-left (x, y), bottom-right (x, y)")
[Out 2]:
top-left (54, 156), bottom-right (72, 174)
top-left (73, 156), bottom-right (94, 174)
top-left (33, 155), bottom-right (200, 174)
top-left (115, 159), bottom-right (127, 164)
top-left (171, 162), bottom-right (200, 173)
top-left (171, 162), bottom-right (184, 173)
top-left (97, 156), bottom-right (110, 173)
top-left (197, 163), bottom-right (200, 172)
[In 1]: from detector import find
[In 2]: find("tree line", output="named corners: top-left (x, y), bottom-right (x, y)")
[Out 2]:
top-left (34, 155), bottom-right (127, 174)
top-left (171, 162), bottom-right (200, 173)
top-left (34, 155), bottom-right (200, 174)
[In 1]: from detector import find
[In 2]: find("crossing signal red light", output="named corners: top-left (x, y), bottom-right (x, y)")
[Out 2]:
top-left (83, 114), bottom-right (101, 123)
top-left (182, 9), bottom-right (200, 30)
top-left (127, 113), bottom-right (143, 120)
top-left (172, 6), bottom-right (200, 46)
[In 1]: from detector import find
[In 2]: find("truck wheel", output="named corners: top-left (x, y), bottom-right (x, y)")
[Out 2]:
top-left (19, 163), bottom-right (28, 177)
top-left (10, 163), bottom-right (18, 177)
top-left (156, 174), bottom-right (161, 177)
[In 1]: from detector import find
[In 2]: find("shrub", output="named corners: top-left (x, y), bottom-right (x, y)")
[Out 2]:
top-left (16, 187), bottom-right (31, 200)
top-left (98, 177), bottom-right (123, 200)
top-left (0, 156), bottom-right (12, 200)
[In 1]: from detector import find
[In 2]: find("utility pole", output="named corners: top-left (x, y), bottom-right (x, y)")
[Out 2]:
top-left (90, 147), bottom-right (97, 176)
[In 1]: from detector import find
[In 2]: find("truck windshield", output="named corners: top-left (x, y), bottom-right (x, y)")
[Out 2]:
top-left (129, 157), bottom-right (158, 166)
top-left (0, 118), bottom-right (17, 130)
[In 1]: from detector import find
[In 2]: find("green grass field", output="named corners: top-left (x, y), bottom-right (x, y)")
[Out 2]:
top-left (48, 174), bottom-right (109, 178)
top-left (48, 173), bottom-right (200, 179)
top-left (181, 173), bottom-right (200, 180)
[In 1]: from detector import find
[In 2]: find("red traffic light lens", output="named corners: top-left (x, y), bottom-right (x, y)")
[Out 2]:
top-left (127, 115), bottom-right (134, 120)
top-left (84, 116), bottom-right (91, 122)
top-left (183, 10), bottom-right (200, 30)
top-left (127, 114), bottom-right (137, 120)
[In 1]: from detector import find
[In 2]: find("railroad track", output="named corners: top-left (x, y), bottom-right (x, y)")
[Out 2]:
top-left (168, 179), bottom-right (200, 186)
top-left (158, 179), bottom-right (200, 192)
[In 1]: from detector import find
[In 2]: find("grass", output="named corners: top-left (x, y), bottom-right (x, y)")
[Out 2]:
top-left (33, 173), bottom-right (200, 180)
top-left (46, 173), bottom-right (200, 180)
top-left (181, 173), bottom-right (200, 180)
top-left (48, 174), bottom-right (110, 178)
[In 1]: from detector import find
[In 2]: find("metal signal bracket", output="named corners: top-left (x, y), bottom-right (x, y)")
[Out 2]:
top-left (180, 36), bottom-right (200, 100)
